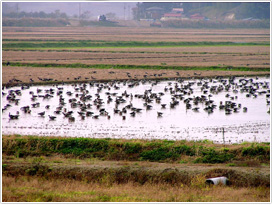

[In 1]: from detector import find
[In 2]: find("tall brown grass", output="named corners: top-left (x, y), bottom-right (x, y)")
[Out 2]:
top-left (2, 175), bottom-right (269, 202)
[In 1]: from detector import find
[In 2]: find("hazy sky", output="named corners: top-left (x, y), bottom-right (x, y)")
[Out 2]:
top-left (3, 2), bottom-right (137, 19)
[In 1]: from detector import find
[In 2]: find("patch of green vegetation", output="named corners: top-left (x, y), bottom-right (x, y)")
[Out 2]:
top-left (2, 136), bottom-right (270, 164)
top-left (2, 40), bottom-right (269, 49)
top-left (194, 146), bottom-right (234, 164)
top-left (139, 147), bottom-right (180, 162)
top-left (226, 163), bottom-right (236, 167)
top-left (242, 144), bottom-right (270, 161)
top-left (53, 160), bottom-right (63, 163)
top-left (179, 160), bottom-right (188, 164)
top-left (2, 62), bottom-right (270, 72)
top-left (2, 164), bottom-right (8, 170)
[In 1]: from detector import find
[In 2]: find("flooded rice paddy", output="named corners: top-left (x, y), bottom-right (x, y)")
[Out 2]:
top-left (2, 76), bottom-right (270, 144)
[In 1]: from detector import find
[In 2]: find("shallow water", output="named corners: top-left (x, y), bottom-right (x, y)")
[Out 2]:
top-left (2, 76), bottom-right (270, 144)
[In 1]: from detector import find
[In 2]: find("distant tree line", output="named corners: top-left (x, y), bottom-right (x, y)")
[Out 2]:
top-left (133, 2), bottom-right (270, 20)
top-left (3, 9), bottom-right (68, 19)
top-left (162, 19), bottom-right (270, 29)
top-left (2, 18), bottom-right (70, 27)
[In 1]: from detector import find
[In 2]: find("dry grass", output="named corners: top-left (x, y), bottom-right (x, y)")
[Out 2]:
top-left (3, 153), bottom-right (269, 175)
top-left (2, 175), bottom-right (269, 202)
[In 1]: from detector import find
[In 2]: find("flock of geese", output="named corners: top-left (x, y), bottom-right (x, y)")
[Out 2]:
top-left (2, 76), bottom-right (270, 124)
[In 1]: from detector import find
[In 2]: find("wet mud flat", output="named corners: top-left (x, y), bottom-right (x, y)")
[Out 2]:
top-left (2, 76), bottom-right (270, 144)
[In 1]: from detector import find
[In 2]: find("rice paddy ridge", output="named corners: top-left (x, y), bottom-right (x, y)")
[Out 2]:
top-left (2, 40), bottom-right (270, 49)
top-left (2, 48), bottom-right (269, 56)
top-left (3, 62), bottom-right (270, 72)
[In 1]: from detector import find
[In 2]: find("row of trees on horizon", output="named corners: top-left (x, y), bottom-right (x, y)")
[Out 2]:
top-left (3, 2), bottom-right (270, 21)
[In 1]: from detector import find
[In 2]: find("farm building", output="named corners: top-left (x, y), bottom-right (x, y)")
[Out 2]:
top-left (161, 7), bottom-right (188, 21)
top-left (145, 6), bottom-right (165, 19)
top-left (190, 13), bottom-right (205, 20)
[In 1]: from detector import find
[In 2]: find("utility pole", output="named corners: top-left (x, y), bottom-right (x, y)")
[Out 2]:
top-left (78, 3), bottom-right (81, 20)
top-left (136, 2), bottom-right (140, 20)
top-left (16, 3), bottom-right (19, 18)
top-left (124, 3), bottom-right (126, 20)
top-left (128, 5), bottom-right (130, 20)
top-left (222, 128), bottom-right (225, 147)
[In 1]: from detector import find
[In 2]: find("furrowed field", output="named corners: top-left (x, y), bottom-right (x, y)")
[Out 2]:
top-left (2, 26), bottom-right (270, 202)
top-left (2, 27), bottom-right (270, 85)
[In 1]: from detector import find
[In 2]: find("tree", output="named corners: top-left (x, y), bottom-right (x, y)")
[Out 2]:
top-left (80, 11), bottom-right (92, 19)
top-left (105, 12), bottom-right (117, 20)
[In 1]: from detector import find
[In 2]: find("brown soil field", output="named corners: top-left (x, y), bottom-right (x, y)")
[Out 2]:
top-left (2, 50), bottom-right (269, 68)
top-left (79, 46), bottom-right (269, 54)
top-left (2, 27), bottom-right (270, 70)
top-left (2, 27), bottom-right (270, 42)
top-left (2, 66), bottom-right (269, 85)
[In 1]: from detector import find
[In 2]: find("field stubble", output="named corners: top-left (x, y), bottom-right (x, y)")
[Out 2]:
top-left (2, 47), bottom-right (270, 68)
top-left (2, 150), bottom-right (270, 202)
top-left (2, 175), bottom-right (269, 202)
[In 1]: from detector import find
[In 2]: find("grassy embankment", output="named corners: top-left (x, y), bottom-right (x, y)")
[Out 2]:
top-left (2, 62), bottom-right (270, 73)
top-left (3, 135), bottom-right (270, 164)
top-left (2, 48), bottom-right (270, 56)
top-left (2, 135), bottom-right (270, 202)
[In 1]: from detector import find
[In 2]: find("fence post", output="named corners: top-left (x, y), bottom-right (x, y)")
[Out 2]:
top-left (222, 128), bottom-right (225, 147)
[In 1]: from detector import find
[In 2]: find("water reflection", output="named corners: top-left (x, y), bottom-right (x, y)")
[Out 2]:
top-left (2, 76), bottom-right (270, 144)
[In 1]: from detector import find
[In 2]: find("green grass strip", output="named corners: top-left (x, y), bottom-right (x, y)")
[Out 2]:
top-left (2, 48), bottom-right (269, 56)
top-left (2, 40), bottom-right (270, 49)
top-left (3, 62), bottom-right (270, 72)
top-left (2, 136), bottom-right (270, 163)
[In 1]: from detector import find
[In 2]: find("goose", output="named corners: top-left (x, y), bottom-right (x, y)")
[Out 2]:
top-left (86, 111), bottom-right (94, 117)
top-left (92, 115), bottom-right (99, 119)
top-left (157, 112), bottom-right (163, 117)
top-left (38, 111), bottom-right (45, 117)
top-left (161, 104), bottom-right (167, 109)
top-left (54, 110), bottom-right (61, 115)
top-left (130, 111), bottom-right (136, 117)
top-left (192, 107), bottom-right (200, 112)
top-left (68, 116), bottom-right (75, 122)
top-left (146, 105), bottom-right (152, 110)
top-left (49, 115), bottom-right (56, 120)
top-left (9, 112), bottom-right (19, 120)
